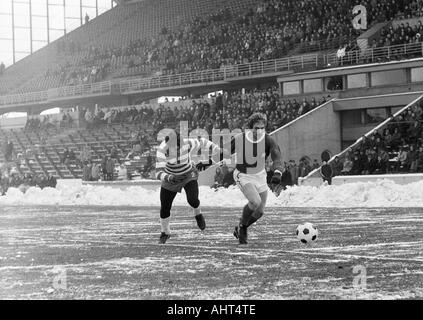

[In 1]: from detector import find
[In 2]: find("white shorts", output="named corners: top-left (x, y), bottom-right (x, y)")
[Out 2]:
top-left (233, 169), bottom-right (268, 194)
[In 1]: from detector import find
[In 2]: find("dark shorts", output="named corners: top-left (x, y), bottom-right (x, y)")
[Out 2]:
top-left (161, 168), bottom-right (199, 193)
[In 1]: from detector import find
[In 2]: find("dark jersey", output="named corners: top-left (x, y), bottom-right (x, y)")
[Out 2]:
top-left (230, 132), bottom-right (283, 174)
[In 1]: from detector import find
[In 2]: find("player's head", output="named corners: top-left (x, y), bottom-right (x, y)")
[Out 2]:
top-left (246, 112), bottom-right (267, 140)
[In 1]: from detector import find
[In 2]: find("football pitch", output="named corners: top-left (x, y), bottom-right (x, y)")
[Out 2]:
top-left (0, 205), bottom-right (422, 299)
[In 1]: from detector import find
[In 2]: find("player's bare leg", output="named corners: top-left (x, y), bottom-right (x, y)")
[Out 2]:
top-left (245, 190), bottom-right (268, 227)
top-left (234, 183), bottom-right (262, 244)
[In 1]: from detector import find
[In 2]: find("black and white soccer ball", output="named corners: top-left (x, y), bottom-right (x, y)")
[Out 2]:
top-left (296, 222), bottom-right (318, 244)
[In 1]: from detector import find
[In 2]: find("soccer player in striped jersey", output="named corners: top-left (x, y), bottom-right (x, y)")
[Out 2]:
top-left (156, 131), bottom-right (221, 244)
top-left (230, 112), bottom-right (284, 244)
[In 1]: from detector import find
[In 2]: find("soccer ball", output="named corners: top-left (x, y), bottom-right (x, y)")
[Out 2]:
top-left (296, 222), bottom-right (318, 244)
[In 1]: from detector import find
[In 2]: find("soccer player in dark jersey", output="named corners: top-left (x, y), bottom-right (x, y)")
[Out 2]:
top-left (230, 113), bottom-right (284, 244)
top-left (155, 130), bottom-right (221, 244)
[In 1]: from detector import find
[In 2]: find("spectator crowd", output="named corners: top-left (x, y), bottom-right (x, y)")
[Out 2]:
top-left (0, 164), bottom-right (57, 195)
top-left (328, 100), bottom-right (423, 178)
top-left (79, 86), bottom-right (329, 136)
top-left (37, 0), bottom-right (422, 91)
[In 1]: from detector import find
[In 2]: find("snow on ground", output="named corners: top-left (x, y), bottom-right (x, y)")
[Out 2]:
top-left (1, 178), bottom-right (423, 207)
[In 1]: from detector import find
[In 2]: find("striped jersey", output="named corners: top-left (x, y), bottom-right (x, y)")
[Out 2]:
top-left (156, 137), bottom-right (220, 181)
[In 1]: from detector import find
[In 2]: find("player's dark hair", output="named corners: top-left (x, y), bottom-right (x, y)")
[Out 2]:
top-left (246, 112), bottom-right (267, 129)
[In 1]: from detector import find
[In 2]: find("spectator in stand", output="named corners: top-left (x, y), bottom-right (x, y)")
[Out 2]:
top-left (106, 156), bottom-right (115, 181)
top-left (110, 145), bottom-right (121, 161)
top-left (35, 173), bottom-right (46, 189)
top-left (46, 172), bottom-right (57, 188)
top-left (212, 167), bottom-right (225, 189)
top-left (101, 156), bottom-right (108, 181)
top-left (312, 159), bottom-right (320, 170)
top-left (84, 109), bottom-right (94, 129)
top-left (331, 156), bottom-right (343, 176)
top-left (117, 163), bottom-right (128, 180)
top-left (396, 146), bottom-right (409, 172)
top-left (80, 145), bottom-right (93, 164)
top-left (91, 162), bottom-right (101, 181)
top-left (61, 147), bottom-right (71, 165)
top-left (347, 153), bottom-right (359, 175)
top-left (222, 167), bottom-right (235, 188)
top-left (142, 153), bottom-right (154, 178)
top-left (375, 149), bottom-right (390, 174)
top-left (82, 162), bottom-right (92, 181)
top-left (417, 146), bottom-right (423, 171)
top-left (3, 140), bottom-right (14, 162)
top-left (289, 160), bottom-right (299, 185)
top-left (280, 162), bottom-right (293, 190)
top-left (320, 160), bottom-right (333, 185)
top-left (298, 158), bottom-right (312, 177)
top-left (408, 144), bottom-right (419, 172)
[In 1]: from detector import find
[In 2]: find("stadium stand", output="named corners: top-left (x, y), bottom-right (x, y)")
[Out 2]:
top-left (1, 0), bottom-right (422, 97)
top-left (306, 98), bottom-right (423, 180)
top-left (0, 84), bottom-right (330, 182)
top-left (1, 0), bottom-right (423, 189)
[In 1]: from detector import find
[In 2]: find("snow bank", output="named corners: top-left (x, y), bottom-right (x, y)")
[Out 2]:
top-left (1, 179), bottom-right (423, 208)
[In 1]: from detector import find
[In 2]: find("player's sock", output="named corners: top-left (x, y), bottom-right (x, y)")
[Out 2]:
top-left (246, 210), bottom-right (264, 227)
top-left (238, 224), bottom-right (248, 244)
top-left (193, 207), bottom-right (206, 230)
top-left (160, 217), bottom-right (171, 235)
top-left (240, 204), bottom-right (254, 227)
top-left (193, 207), bottom-right (201, 216)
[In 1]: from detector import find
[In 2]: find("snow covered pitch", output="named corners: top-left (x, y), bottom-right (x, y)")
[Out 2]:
top-left (0, 204), bottom-right (422, 299)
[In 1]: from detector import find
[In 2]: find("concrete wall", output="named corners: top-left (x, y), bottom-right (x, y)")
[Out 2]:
top-left (271, 100), bottom-right (341, 164)
top-left (282, 81), bottom-right (301, 95)
top-left (333, 91), bottom-right (422, 111)
top-left (342, 124), bottom-right (376, 142)
top-left (370, 69), bottom-right (407, 86)
top-left (197, 100), bottom-right (342, 187)
top-left (0, 116), bottom-right (27, 129)
top-left (303, 79), bottom-right (322, 93)
top-left (347, 73), bottom-right (367, 89)
top-left (411, 67), bottom-right (423, 82)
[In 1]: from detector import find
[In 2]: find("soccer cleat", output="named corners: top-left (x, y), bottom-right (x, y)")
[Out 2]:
top-left (158, 232), bottom-right (171, 244)
top-left (195, 214), bottom-right (206, 230)
top-left (234, 224), bottom-right (248, 244)
top-left (238, 224), bottom-right (248, 244)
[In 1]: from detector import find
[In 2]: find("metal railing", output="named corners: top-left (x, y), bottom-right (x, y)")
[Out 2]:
top-left (324, 42), bottom-right (423, 67)
top-left (301, 94), bottom-right (423, 181)
top-left (0, 90), bottom-right (48, 107)
top-left (0, 42), bottom-right (423, 107)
